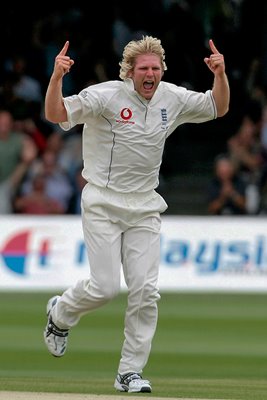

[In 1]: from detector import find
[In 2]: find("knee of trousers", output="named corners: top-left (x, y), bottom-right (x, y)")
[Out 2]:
top-left (74, 278), bottom-right (121, 304)
top-left (128, 285), bottom-right (161, 306)
top-left (91, 282), bottom-right (121, 303)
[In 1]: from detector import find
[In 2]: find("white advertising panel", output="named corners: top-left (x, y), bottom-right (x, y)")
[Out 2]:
top-left (0, 215), bottom-right (267, 292)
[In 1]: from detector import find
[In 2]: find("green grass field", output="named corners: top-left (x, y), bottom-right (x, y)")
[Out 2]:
top-left (0, 291), bottom-right (266, 399)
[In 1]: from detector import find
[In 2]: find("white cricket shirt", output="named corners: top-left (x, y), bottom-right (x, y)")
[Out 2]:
top-left (60, 78), bottom-right (217, 193)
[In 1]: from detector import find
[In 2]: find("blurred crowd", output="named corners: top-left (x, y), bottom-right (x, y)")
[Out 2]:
top-left (207, 103), bottom-right (267, 215)
top-left (0, 0), bottom-right (267, 215)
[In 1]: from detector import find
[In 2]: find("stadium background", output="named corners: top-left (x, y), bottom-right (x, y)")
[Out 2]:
top-left (1, 0), bottom-right (267, 214)
top-left (1, 2), bottom-right (267, 399)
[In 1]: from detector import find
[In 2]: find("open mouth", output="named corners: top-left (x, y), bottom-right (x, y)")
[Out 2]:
top-left (143, 81), bottom-right (154, 90)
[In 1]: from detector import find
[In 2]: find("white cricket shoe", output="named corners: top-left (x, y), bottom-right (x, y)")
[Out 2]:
top-left (43, 295), bottom-right (69, 357)
top-left (114, 372), bottom-right (152, 393)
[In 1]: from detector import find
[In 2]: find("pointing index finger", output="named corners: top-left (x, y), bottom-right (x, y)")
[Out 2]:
top-left (209, 39), bottom-right (220, 54)
top-left (58, 41), bottom-right (70, 56)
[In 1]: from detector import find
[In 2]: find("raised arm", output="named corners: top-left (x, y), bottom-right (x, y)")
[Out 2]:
top-left (204, 39), bottom-right (230, 117)
top-left (45, 41), bottom-right (74, 123)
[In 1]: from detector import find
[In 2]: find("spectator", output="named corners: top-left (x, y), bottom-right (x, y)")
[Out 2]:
top-left (6, 55), bottom-right (43, 104)
top-left (0, 72), bottom-right (29, 120)
top-left (227, 115), bottom-right (263, 183)
top-left (207, 153), bottom-right (247, 215)
top-left (45, 128), bottom-right (82, 182)
top-left (20, 149), bottom-right (74, 213)
top-left (227, 114), bottom-right (263, 213)
top-left (14, 172), bottom-right (64, 214)
top-left (0, 109), bottom-right (37, 213)
top-left (13, 116), bottom-right (47, 156)
top-left (0, 138), bottom-right (37, 214)
top-left (257, 104), bottom-right (267, 213)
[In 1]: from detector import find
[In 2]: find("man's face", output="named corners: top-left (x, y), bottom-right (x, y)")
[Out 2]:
top-left (128, 54), bottom-right (163, 100)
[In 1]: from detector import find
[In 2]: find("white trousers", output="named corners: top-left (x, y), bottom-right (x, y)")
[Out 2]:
top-left (51, 183), bottom-right (167, 374)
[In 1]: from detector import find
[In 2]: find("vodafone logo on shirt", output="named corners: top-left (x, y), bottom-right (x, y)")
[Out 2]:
top-left (121, 108), bottom-right (132, 120)
top-left (116, 108), bottom-right (135, 124)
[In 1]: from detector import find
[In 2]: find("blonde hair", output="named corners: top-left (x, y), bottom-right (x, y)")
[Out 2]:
top-left (119, 35), bottom-right (167, 80)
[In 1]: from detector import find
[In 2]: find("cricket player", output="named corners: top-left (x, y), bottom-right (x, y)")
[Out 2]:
top-left (43, 35), bottom-right (230, 393)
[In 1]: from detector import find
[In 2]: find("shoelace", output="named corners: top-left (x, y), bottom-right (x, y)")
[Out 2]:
top-left (46, 318), bottom-right (69, 338)
top-left (121, 373), bottom-right (144, 385)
